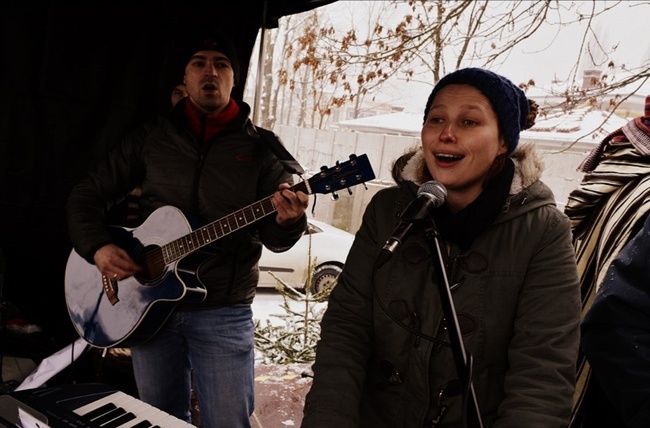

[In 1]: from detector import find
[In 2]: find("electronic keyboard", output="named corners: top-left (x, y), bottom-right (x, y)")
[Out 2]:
top-left (0, 383), bottom-right (194, 427)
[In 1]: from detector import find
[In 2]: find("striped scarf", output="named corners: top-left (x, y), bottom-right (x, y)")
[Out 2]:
top-left (565, 110), bottom-right (650, 426)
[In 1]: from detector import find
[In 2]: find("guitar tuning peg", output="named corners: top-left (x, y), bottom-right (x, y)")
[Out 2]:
top-left (331, 192), bottom-right (339, 201)
top-left (320, 165), bottom-right (328, 173)
top-left (349, 154), bottom-right (357, 165)
top-left (347, 187), bottom-right (353, 195)
top-left (363, 183), bottom-right (368, 190)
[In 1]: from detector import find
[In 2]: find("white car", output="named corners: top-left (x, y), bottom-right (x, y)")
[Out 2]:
top-left (258, 219), bottom-right (355, 292)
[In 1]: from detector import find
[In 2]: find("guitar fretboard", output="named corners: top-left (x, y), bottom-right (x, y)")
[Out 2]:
top-left (161, 181), bottom-right (309, 263)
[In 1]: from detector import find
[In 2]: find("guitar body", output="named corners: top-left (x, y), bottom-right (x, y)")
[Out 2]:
top-left (65, 206), bottom-right (208, 348)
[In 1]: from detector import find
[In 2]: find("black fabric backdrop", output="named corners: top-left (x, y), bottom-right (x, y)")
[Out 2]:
top-left (0, 1), bottom-right (334, 345)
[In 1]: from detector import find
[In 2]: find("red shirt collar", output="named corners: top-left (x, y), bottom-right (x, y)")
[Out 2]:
top-left (184, 98), bottom-right (240, 143)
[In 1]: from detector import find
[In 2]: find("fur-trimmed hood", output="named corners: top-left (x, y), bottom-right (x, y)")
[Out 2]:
top-left (395, 142), bottom-right (544, 195)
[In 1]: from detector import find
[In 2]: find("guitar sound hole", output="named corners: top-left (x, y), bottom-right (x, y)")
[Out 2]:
top-left (136, 245), bottom-right (166, 283)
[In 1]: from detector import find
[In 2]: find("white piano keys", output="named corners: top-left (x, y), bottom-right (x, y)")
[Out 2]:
top-left (73, 390), bottom-right (194, 428)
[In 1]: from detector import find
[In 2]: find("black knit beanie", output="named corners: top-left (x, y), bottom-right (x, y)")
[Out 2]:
top-left (182, 35), bottom-right (240, 85)
top-left (423, 68), bottom-right (535, 155)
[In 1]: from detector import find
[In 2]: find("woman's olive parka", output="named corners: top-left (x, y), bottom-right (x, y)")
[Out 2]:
top-left (302, 144), bottom-right (581, 428)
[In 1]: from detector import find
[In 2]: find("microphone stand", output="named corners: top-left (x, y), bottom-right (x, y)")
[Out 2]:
top-left (422, 223), bottom-right (483, 428)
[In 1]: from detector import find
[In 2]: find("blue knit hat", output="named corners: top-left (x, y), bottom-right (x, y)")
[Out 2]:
top-left (423, 68), bottom-right (536, 155)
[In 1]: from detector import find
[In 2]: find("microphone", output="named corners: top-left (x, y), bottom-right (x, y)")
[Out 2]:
top-left (376, 181), bottom-right (447, 267)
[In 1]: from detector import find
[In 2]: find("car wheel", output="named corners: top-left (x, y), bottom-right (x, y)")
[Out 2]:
top-left (311, 264), bottom-right (342, 294)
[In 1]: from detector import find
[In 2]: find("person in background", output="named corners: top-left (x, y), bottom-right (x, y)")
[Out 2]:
top-left (171, 83), bottom-right (188, 107)
top-left (66, 35), bottom-right (308, 428)
top-left (565, 95), bottom-right (650, 428)
top-left (301, 68), bottom-right (581, 427)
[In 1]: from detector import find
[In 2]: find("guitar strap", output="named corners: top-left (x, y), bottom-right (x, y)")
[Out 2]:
top-left (255, 126), bottom-right (305, 176)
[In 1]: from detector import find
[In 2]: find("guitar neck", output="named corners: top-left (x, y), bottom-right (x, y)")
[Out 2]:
top-left (161, 181), bottom-right (309, 263)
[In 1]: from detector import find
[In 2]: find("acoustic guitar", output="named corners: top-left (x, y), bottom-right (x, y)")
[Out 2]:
top-left (65, 154), bottom-right (375, 348)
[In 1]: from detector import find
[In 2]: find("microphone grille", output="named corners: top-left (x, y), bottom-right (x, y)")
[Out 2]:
top-left (418, 180), bottom-right (447, 207)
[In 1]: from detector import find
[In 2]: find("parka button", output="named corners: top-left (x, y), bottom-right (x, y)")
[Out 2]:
top-left (380, 360), bottom-right (403, 384)
top-left (402, 243), bottom-right (429, 264)
top-left (388, 300), bottom-right (410, 321)
top-left (464, 252), bottom-right (488, 273)
top-left (457, 313), bottom-right (477, 335)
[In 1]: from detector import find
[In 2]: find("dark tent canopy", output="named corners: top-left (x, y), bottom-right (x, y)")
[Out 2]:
top-left (0, 0), bottom-right (335, 352)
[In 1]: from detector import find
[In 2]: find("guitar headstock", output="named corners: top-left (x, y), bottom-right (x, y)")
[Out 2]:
top-left (304, 154), bottom-right (375, 196)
